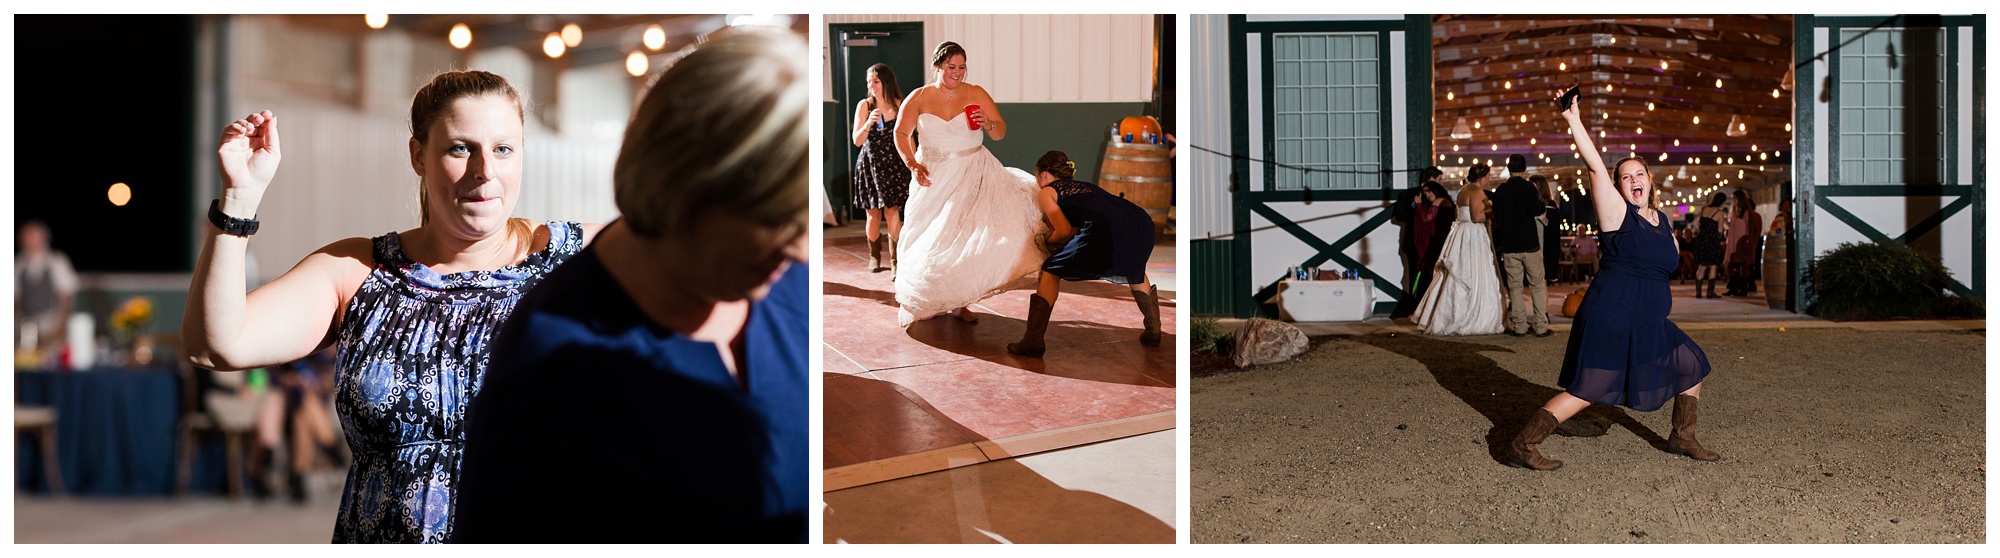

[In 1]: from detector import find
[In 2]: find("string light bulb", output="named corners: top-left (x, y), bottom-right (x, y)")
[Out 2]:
top-left (561, 23), bottom-right (582, 47)
top-left (1448, 91), bottom-right (1455, 101)
top-left (542, 33), bottom-right (565, 58)
top-left (643, 24), bottom-right (667, 50)
top-left (449, 23), bottom-right (472, 49)
top-left (626, 51), bottom-right (650, 77)
top-left (365, 14), bottom-right (388, 29)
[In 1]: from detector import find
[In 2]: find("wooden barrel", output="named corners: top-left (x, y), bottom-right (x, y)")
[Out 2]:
top-left (1099, 139), bottom-right (1173, 234)
top-left (1762, 233), bottom-right (1790, 310)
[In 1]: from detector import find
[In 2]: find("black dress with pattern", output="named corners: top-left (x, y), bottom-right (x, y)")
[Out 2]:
top-left (1041, 179), bottom-right (1155, 284)
top-left (1691, 211), bottom-right (1725, 266)
top-left (852, 114), bottom-right (910, 210)
top-left (330, 221), bottom-right (583, 543)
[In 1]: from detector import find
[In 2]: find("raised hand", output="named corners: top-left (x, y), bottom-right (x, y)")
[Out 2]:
top-left (217, 110), bottom-right (282, 203)
top-left (1556, 89), bottom-right (1583, 123)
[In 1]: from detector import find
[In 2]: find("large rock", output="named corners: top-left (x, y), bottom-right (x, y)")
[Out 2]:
top-left (1230, 318), bottom-right (1309, 368)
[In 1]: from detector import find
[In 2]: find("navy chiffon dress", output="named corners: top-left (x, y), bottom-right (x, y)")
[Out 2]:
top-left (1040, 179), bottom-right (1155, 284)
top-left (1557, 202), bottom-right (1711, 412)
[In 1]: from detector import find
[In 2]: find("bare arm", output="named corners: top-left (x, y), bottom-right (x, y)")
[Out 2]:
top-left (183, 111), bottom-right (364, 371)
top-left (1036, 187), bottom-right (1075, 243)
top-left (851, 100), bottom-right (874, 147)
top-left (894, 89), bottom-right (930, 187)
top-left (1562, 98), bottom-right (1625, 233)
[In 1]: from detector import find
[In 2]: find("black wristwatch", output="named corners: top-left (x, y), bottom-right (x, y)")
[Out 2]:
top-left (208, 199), bottom-right (260, 236)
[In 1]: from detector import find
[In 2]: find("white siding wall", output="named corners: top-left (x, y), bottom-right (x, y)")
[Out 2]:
top-left (822, 14), bottom-right (1154, 103)
top-left (1189, 14), bottom-right (1232, 241)
top-left (224, 16), bottom-right (623, 283)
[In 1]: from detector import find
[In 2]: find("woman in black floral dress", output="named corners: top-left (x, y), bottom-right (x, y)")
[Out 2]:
top-left (851, 63), bottom-right (911, 273)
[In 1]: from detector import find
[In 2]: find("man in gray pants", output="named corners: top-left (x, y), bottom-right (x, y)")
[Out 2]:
top-left (1491, 155), bottom-right (1550, 337)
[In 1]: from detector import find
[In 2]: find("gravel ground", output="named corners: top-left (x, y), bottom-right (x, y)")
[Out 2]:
top-left (1192, 327), bottom-right (1986, 543)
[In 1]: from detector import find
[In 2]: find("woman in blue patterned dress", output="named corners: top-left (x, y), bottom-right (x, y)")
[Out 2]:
top-left (183, 71), bottom-right (602, 542)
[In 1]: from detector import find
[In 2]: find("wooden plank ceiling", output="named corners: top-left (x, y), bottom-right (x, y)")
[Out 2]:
top-left (277, 14), bottom-right (807, 68)
top-left (1431, 15), bottom-right (1794, 199)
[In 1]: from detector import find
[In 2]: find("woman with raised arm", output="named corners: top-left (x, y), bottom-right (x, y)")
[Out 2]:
top-left (1505, 88), bottom-right (1717, 471)
top-left (851, 63), bottom-right (910, 274)
top-left (891, 41), bottom-right (1048, 326)
top-left (182, 72), bottom-right (602, 542)
top-left (1411, 163), bottom-right (1506, 336)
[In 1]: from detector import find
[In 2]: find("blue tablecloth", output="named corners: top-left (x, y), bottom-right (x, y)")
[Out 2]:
top-left (16, 367), bottom-right (183, 495)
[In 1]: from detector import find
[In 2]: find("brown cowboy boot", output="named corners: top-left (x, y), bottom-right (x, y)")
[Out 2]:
top-left (866, 237), bottom-right (886, 273)
top-left (1507, 408), bottom-right (1565, 471)
top-left (1667, 394), bottom-right (1720, 461)
top-left (1132, 285), bottom-right (1163, 347)
top-left (886, 234), bottom-right (898, 272)
top-left (1007, 294), bottom-right (1054, 357)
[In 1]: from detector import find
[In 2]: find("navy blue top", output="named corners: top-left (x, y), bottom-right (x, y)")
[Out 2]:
top-left (1041, 179), bottom-right (1155, 284)
top-left (450, 241), bottom-right (809, 543)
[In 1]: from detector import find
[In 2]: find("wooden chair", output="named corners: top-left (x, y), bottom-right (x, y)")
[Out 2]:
top-left (14, 406), bottom-right (64, 495)
top-left (175, 363), bottom-right (256, 500)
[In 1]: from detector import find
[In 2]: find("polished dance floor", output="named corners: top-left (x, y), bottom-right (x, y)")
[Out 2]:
top-left (820, 223), bottom-right (1178, 492)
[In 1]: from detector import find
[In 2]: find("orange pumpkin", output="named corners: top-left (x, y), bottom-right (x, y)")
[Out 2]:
top-left (1562, 287), bottom-right (1587, 317)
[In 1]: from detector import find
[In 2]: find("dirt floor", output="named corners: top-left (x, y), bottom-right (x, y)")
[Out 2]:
top-left (1191, 327), bottom-right (1986, 543)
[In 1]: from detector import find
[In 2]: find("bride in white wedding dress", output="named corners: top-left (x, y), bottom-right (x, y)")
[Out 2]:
top-left (1413, 163), bottom-right (1507, 335)
top-left (891, 41), bottom-right (1048, 326)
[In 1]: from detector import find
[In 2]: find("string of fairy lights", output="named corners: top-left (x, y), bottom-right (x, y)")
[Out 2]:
top-left (1433, 26), bottom-right (1794, 228)
top-left (362, 14), bottom-right (790, 77)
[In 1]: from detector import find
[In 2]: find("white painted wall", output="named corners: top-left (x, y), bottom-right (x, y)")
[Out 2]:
top-left (1189, 14), bottom-right (1231, 241)
top-left (822, 14), bottom-right (1154, 103)
top-left (223, 16), bottom-right (625, 283)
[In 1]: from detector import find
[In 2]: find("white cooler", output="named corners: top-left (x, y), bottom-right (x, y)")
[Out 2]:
top-left (1274, 280), bottom-right (1375, 322)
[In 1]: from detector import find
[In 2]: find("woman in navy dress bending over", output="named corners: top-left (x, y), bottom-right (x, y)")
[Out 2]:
top-left (1506, 89), bottom-right (1719, 471)
top-left (1006, 150), bottom-right (1163, 356)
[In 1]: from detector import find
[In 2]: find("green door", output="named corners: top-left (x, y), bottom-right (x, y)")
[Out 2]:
top-left (829, 22), bottom-right (925, 222)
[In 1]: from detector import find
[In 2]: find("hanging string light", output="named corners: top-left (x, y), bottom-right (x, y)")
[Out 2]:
top-left (561, 23), bottom-right (583, 47)
top-left (449, 23), bottom-right (472, 49)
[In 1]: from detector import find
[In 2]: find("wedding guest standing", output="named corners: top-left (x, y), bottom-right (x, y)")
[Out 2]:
top-left (1689, 193), bottom-right (1728, 298)
top-left (182, 70), bottom-right (601, 542)
top-left (1491, 155), bottom-right (1550, 337)
top-left (14, 221), bottom-right (77, 349)
top-left (1392, 167), bottom-right (1448, 318)
top-left (851, 63), bottom-right (910, 274)
top-left (452, 29), bottom-right (809, 543)
top-left (1722, 190), bottom-right (1763, 297)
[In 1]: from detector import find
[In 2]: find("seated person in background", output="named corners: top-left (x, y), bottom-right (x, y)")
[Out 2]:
top-left (451, 29), bottom-right (809, 543)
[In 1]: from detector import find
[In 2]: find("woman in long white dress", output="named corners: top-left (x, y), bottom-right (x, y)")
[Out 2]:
top-left (891, 41), bottom-right (1048, 326)
top-left (1413, 163), bottom-right (1507, 335)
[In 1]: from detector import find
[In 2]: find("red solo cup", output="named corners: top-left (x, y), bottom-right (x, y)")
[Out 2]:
top-left (963, 104), bottom-right (981, 130)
